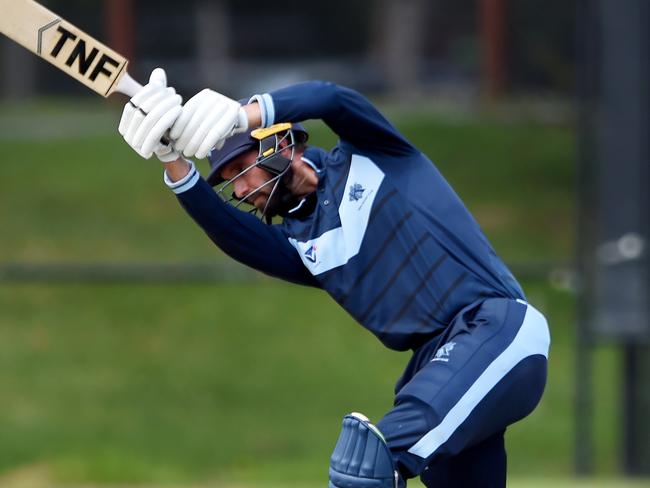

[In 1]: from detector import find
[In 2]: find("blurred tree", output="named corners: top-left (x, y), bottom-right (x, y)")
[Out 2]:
top-left (106, 0), bottom-right (134, 64)
top-left (0, 39), bottom-right (37, 99)
top-left (478, 0), bottom-right (506, 98)
top-left (370, 0), bottom-right (429, 95)
top-left (194, 0), bottom-right (230, 89)
top-left (507, 0), bottom-right (576, 93)
top-left (2, 0), bottom-right (577, 97)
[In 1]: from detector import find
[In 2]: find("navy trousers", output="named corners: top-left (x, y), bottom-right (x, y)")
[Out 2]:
top-left (376, 298), bottom-right (550, 487)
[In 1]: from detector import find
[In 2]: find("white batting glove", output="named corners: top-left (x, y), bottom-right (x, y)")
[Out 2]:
top-left (118, 68), bottom-right (183, 162)
top-left (170, 88), bottom-right (249, 159)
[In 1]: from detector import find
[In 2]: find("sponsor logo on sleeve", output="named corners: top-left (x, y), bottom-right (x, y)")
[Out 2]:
top-left (431, 342), bottom-right (457, 362)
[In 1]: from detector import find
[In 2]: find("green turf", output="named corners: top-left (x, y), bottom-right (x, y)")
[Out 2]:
top-left (0, 279), bottom-right (621, 484)
top-left (0, 100), bottom-right (631, 485)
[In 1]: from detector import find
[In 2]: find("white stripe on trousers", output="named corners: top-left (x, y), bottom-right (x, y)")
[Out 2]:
top-left (407, 302), bottom-right (550, 459)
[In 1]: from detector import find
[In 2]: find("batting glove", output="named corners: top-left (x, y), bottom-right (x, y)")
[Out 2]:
top-left (170, 88), bottom-right (249, 160)
top-left (119, 68), bottom-right (183, 162)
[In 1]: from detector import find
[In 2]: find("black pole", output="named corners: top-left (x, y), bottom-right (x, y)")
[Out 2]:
top-left (622, 344), bottom-right (650, 475)
top-left (595, 0), bottom-right (650, 476)
top-left (574, 0), bottom-right (598, 473)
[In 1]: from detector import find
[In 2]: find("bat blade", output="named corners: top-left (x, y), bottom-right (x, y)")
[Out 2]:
top-left (0, 0), bottom-right (141, 97)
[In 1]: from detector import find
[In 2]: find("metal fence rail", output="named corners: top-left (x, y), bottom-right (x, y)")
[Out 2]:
top-left (0, 261), bottom-right (258, 284)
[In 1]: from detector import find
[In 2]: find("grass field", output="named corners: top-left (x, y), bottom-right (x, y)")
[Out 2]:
top-left (0, 100), bottom-right (634, 485)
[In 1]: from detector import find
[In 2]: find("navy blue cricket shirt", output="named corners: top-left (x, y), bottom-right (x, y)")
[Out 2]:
top-left (165, 81), bottom-right (525, 351)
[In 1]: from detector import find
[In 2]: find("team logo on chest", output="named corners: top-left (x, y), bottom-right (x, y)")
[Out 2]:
top-left (431, 342), bottom-right (457, 362)
top-left (348, 183), bottom-right (365, 202)
top-left (304, 244), bottom-right (317, 263)
top-left (288, 155), bottom-right (385, 275)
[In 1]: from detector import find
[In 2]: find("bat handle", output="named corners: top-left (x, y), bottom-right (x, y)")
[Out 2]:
top-left (116, 72), bottom-right (173, 146)
top-left (115, 72), bottom-right (143, 97)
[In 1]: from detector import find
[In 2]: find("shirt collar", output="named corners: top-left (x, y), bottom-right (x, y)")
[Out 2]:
top-left (302, 146), bottom-right (326, 172)
top-left (300, 156), bottom-right (321, 174)
top-left (284, 147), bottom-right (325, 218)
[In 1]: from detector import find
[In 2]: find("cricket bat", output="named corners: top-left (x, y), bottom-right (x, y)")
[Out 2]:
top-left (0, 0), bottom-right (142, 98)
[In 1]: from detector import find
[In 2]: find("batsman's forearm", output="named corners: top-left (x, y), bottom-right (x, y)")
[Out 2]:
top-left (164, 158), bottom-right (191, 182)
top-left (173, 177), bottom-right (319, 287)
top-left (243, 102), bottom-right (262, 129)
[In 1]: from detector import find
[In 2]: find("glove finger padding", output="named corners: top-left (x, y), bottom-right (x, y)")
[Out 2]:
top-left (169, 88), bottom-right (211, 141)
top-left (148, 67), bottom-right (167, 87)
top-left (123, 87), bottom-right (166, 145)
top-left (175, 98), bottom-right (217, 153)
top-left (123, 109), bottom-right (147, 147)
top-left (129, 79), bottom-right (163, 107)
top-left (132, 91), bottom-right (181, 150)
top-left (141, 105), bottom-right (183, 157)
top-left (183, 101), bottom-right (232, 158)
top-left (118, 102), bottom-right (136, 136)
top-left (171, 88), bottom-right (242, 158)
top-left (195, 104), bottom-right (242, 159)
top-left (119, 67), bottom-right (168, 136)
top-left (118, 67), bottom-right (182, 162)
top-left (139, 86), bottom-right (176, 113)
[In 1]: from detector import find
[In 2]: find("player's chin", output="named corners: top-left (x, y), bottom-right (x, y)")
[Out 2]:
top-left (252, 195), bottom-right (269, 211)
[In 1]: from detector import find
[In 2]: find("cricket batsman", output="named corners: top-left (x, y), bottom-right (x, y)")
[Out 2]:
top-left (118, 68), bottom-right (551, 487)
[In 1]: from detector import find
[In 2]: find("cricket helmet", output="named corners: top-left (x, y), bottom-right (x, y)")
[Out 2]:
top-left (206, 122), bottom-right (308, 186)
top-left (206, 121), bottom-right (309, 223)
